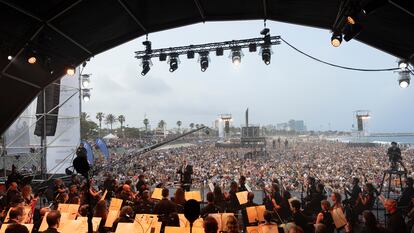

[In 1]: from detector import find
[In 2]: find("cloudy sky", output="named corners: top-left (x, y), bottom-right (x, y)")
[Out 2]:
top-left (82, 20), bottom-right (413, 132)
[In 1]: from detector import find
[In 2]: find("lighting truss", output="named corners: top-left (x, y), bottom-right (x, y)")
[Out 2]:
top-left (134, 32), bottom-right (281, 73)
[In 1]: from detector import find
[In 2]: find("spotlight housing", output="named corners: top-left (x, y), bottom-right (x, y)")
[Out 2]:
top-left (187, 50), bottom-right (195, 59)
top-left (215, 47), bottom-right (224, 56)
top-left (159, 53), bottom-right (167, 61)
top-left (260, 46), bottom-right (272, 65)
top-left (343, 24), bottom-right (362, 42)
top-left (398, 60), bottom-right (408, 70)
top-left (346, 16), bottom-right (356, 25)
top-left (198, 51), bottom-right (210, 72)
top-left (81, 74), bottom-right (90, 88)
top-left (331, 31), bottom-right (342, 47)
top-left (168, 53), bottom-right (179, 72)
top-left (27, 50), bottom-right (37, 64)
top-left (141, 55), bottom-right (152, 76)
top-left (82, 89), bottom-right (91, 102)
top-left (248, 43), bottom-right (257, 52)
top-left (66, 65), bottom-right (76, 76)
top-left (230, 47), bottom-right (243, 66)
top-left (398, 71), bottom-right (411, 88)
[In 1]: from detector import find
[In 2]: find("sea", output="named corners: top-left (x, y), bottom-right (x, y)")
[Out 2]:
top-left (335, 134), bottom-right (414, 148)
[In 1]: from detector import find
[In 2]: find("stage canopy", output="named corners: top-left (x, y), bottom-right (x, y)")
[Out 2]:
top-left (0, 0), bottom-right (413, 134)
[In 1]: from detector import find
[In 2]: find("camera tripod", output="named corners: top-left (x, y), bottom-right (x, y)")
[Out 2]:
top-left (378, 164), bottom-right (407, 198)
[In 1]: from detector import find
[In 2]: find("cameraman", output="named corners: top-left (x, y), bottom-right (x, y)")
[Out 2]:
top-left (76, 143), bottom-right (87, 158)
top-left (387, 142), bottom-right (406, 171)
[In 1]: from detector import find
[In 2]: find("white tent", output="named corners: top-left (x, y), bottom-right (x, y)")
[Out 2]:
top-left (103, 133), bottom-right (118, 140)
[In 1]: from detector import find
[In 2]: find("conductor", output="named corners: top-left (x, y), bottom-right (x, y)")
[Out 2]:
top-left (178, 160), bottom-right (193, 191)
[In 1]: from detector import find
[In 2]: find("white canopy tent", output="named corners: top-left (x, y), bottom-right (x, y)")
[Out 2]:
top-left (103, 133), bottom-right (118, 140)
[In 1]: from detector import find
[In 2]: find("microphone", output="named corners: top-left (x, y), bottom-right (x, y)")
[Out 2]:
top-left (184, 199), bottom-right (200, 233)
top-left (125, 214), bottom-right (145, 233)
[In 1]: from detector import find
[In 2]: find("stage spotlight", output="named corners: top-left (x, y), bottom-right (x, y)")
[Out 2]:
top-left (81, 74), bottom-right (90, 87)
top-left (27, 50), bottom-right (37, 64)
top-left (216, 47), bottom-right (224, 56)
top-left (7, 55), bottom-right (12, 60)
top-left (260, 47), bottom-right (272, 65)
top-left (398, 71), bottom-right (411, 88)
top-left (141, 55), bottom-right (152, 76)
top-left (347, 16), bottom-right (356, 25)
top-left (248, 43), bottom-right (257, 52)
top-left (199, 51), bottom-right (209, 72)
top-left (187, 50), bottom-right (195, 59)
top-left (331, 31), bottom-right (342, 47)
top-left (82, 89), bottom-right (91, 101)
top-left (159, 53), bottom-right (167, 61)
top-left (398, 60), bottom-right (408, 70)
top-left (66, 65), bottom-right (76, 76)
top-left (343, 24), bottom-right (362, 42)
top-left (230, 47), bottom-right (243, 66)
top-left (168, 53), bottom-right (179, 72)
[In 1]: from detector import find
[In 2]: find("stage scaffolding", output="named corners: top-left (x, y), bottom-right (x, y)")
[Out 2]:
top-left (1, 69), bottom-right (81, 179)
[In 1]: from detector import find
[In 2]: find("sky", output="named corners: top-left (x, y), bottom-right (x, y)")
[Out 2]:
top-left (82, 20), bottom-right (413, 132)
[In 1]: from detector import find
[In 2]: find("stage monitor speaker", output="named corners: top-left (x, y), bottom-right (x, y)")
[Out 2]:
top-left (34, 81), bottom-right (61, 137)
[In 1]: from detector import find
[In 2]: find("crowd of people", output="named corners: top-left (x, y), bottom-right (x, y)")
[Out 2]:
top-left (0, 137), bottom-right (414, 233)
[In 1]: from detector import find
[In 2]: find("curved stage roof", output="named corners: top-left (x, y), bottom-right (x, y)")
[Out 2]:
top-left (0, 0), bottom-right (413, 134)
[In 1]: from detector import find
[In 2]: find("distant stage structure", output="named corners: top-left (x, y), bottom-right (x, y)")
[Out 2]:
top-left (219, 114), bottom-right (232, 141)
top-left (354, 110), bottom-right (371, 136)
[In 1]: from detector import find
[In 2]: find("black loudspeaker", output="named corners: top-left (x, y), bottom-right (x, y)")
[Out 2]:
top-left (357, 117), bottom-right (363, 131)
top-left (73, 155), bottom-right (90, 176)
top-left (184, 199), bottom-right (200, 225)
top-left (34, 81), bottom-right (61, 136)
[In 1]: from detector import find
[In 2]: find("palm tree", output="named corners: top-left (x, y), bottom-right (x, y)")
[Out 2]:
top-left (81, 112), bottom-right (89, 121)
top-left (143, 118), bottom-right (149, 132)
top-left (176, 120), bottom-right (182, 132)
top-left (158, 120), bottom-right (166, 130)
top-left (189, 123), bottom-right (194, 130)
top-left (96, 112), bottom-right (105, 137)
top-left (118, 115), bottom-right (125, 138)
top-left (105, 114), bottom-right (117, 132)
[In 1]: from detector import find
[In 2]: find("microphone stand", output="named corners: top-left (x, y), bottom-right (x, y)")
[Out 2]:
top-left (126, 214), bottom-right (146, 233)
top-left (85, 174), bottom-right (93, 233)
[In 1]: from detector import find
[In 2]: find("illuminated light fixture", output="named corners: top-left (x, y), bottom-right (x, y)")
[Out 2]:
top-left (27, 50), bottom-right (37, 64)
top-left (260, 46), bottom-right (272, 65)
top-left (331, 31), bottom-right (342, 47)
top-left (398, 71), bottom-right (411, 88)
top-left (141, 55), bottom-right (152, 76)
top-left (187, 50), bottom-right (195, 59)
top-left (215, 47), bottom-right (224, 56)
top-left (81, 74), bottom-right (90, 88)
top-left (230, 47), bottom-right (243, 66)
top-left (7, 55), bottom-right (12, 60)
top-left (248, 43), bottom-right (257, 52)
top-left (82, 89), bottom-right (91, 102)
top-left (66, 65), bottom-right (76, 76)
top-left (168, 53), bottom-right (179, 72)
top-left (343, 24), bottom-right (362, 42)
top-left (198, 51), bottom-right (210, 72)
top-left (347, 16), bottom-right (356, 25)
top-left (398, 60), bottom-right (408, 70)
top-left (159, 53), bottom-right (167, 61)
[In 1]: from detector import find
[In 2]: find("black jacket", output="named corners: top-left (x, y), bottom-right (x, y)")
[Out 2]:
top-left (41, 227), bottom-right (60, 233)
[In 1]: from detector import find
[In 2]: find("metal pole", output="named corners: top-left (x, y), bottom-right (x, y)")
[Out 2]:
top-left (79, 67), bottom-right (82, 140)
top-left (41, 88), bottom-right (47, 179)
top-left (2, 138), bottom-right (6, 178)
